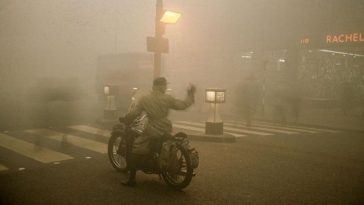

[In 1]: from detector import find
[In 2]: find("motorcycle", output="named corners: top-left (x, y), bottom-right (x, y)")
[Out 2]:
top-left (108, 114), bottom-right (199, 190)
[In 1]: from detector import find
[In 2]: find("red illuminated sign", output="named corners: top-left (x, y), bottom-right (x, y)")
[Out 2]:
top-left (300, 38), bottom-right (310, 45)
top-left (326, 32), bottom-right (364, 44)
top-left (299, 31), bottom-right (364, 48)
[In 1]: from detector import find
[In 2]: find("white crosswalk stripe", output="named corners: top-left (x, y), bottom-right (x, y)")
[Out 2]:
top-left (0, 163), bottom-right (9, 171)
top-left (175, 121), bottom-right (273, 136)
top-left (254, 121), bottom-right (339, 133)
top-left (0, 133), bottom-right (73, 163)
top-left (224, 122), bottom-right (299, 134)
top-left (175, 120), bottom-right (338, 136)
top-left (26, 129), bottom-right (107, 154)
top-left (68, 125), bottom-right (110, 138)
top-left (248, 122), bottom-right (319, 134)
top-left (173, 124), bottom-right (246, 138)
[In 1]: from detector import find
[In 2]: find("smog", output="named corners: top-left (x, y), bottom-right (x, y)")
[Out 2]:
top-left (0, 0), bottom-right (363, 130)
top-left (0, 1), bottom-right (364, 204)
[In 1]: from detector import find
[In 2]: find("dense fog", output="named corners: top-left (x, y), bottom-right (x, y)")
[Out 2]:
top-left (0, 0), bottom-right (363, 130)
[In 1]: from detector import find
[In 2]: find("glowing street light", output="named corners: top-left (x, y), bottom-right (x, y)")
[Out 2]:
top-left (278, 59), bottom-right (286, 63)
top-left (148, 0), bottom-right (182, 79)
top-left (103, 86), bottom-right (110, 95)
top-left (205, 88), bottom-right (226, 135)
top-left (160, 10), bottom-right (181, 24)
top-left (103, 85), bottom-right (118, 120)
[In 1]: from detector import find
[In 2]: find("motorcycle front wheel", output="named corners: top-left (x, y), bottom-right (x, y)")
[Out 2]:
top-left (162, 144), bottom-right (194, 190)
top-left (108, 134), bottom-right (128, 172)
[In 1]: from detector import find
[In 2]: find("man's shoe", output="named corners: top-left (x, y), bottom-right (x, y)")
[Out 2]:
top-left (121, 180), bottom-right (136, 187)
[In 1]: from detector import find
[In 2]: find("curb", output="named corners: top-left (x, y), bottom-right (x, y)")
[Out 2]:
top-left (221, 113), bottom-right (364, 133)
top-left (254, 118), bottom-right (364, 133)
top-left (289, 122), bottom-right (364, 133)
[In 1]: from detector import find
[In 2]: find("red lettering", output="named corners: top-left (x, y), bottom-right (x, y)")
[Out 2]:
top-left (325, 32), bottom-right (364, 44)
top-left (353, 33), bottom-right (359, 41)
top-left (332, 35), bottom-right (339, 43)
top-left (345, 34), bottom-right (353, 42)
top-left (338, 34), bottom-right (345, 43)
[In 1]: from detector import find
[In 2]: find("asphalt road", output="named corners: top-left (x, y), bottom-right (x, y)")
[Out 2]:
top-left (1, 130), bottom-right (364, 205)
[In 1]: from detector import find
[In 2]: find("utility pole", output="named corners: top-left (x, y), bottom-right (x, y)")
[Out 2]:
top-left (148, 0), bottom-right (180, 78)
top-left (153, 0), bottom-right (165, 79)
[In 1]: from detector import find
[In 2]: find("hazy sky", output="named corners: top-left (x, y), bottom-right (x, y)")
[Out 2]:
top-left (0, 0), bottom-right (363, 129)
top-left (0, 0), bottom-right (363, 84)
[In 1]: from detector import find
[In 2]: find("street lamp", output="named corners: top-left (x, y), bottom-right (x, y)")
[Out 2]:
top-left (205, 88), bottom-right (226, 135)
top-left (160, 10), bottom-right (181, 24)
top-left (148, 0), bottom-right (181, 79)
top-left (103, 85), bottom-right (118, 120)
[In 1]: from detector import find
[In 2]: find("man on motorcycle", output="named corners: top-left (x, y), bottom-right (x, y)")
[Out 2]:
top-left (121, 77), bottom-right (196, 186)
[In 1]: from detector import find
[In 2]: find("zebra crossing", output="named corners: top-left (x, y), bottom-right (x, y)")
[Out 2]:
top-left (0, 132), bottom-right (74, 163)
top-left (25, 129), bottom-right (107, 154)
top-left (0, 121), bottom-right (339, 173)
top-left (173, 123), bottom-right (247, 137)
top-left (172, 120), bottom-right (339, 138)
top-left (0, 125), bottom-right (112, 173)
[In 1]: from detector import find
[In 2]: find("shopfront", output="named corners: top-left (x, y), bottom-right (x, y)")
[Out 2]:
top-left (297, 31), bottom-right (364, 102)
top-left (235, 30), bottom-right (364, 115)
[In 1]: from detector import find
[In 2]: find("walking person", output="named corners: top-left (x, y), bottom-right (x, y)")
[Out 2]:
top-left (288, 81), bottom-right (302, 123)
top-left (271, 81), bottom-right (288, 125)
top-left (240, 75), bottom-right (260, 127)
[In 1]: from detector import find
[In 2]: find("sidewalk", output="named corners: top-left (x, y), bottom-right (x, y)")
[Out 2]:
top-left (171, 107), bottom-right (364, 133)
top-left (96, 106), bottom-right (363, 144)
top-left (283, 108), bottom-right (364, 132)
top-left (238, 107), bottom-right (364, 132)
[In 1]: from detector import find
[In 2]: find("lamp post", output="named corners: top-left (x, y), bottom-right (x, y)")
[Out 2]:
top-left (153, 0), bottom-right (164, 79)
top-left (205, 88), bottom-right (226, 135)
top-left (148, 0), bottom-right (181, 79)
top-left (103, 85), bottom-right (118, 120)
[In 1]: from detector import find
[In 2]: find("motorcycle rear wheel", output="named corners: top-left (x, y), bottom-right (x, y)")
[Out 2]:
top-left (162, 144), bottom-right (194, 190)
top-left (108, 134), bottom-right (128, 172)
